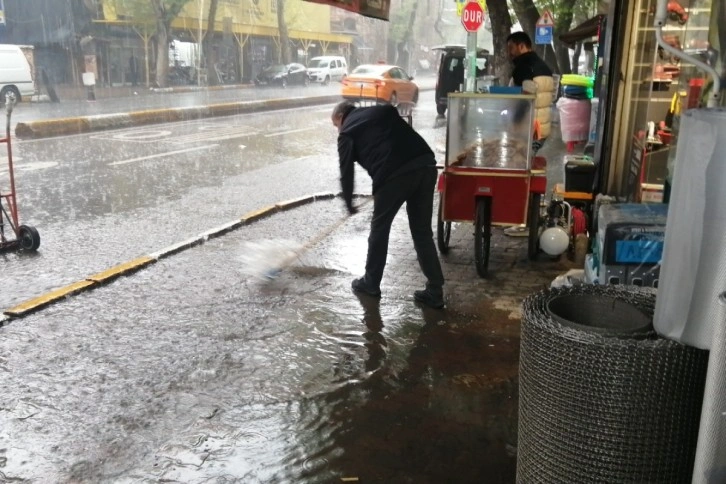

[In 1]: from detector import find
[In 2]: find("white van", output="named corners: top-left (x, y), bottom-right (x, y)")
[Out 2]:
top-left (307, 56), bottom-right (348, 85)
top-left (0, 44), bottom-right (36, 103)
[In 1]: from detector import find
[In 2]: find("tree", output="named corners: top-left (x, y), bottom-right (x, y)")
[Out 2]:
top-left (486, 0), bottom-right (514, 84)
top-left (204, 0), bottom-right (219, 85)
top-left (531, 0), bottom-right (598, 74)
top-left (509, 0), bottom-right (559, 73)
top-left (149, 0), bottom-right (192, 87)
top-left (388, 0), bottom-right (419, 70)
top-left (276, 0), bottom-right (291, 64)
top-left (106, 0), bottom-right (157, 87)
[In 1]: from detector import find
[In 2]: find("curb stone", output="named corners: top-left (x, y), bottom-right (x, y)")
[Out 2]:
top-left (1, 192), bottom-right (361, 321)
top-left (15, 95), bottom-right (343, 140)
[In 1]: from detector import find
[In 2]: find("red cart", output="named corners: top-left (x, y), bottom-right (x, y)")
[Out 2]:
top-left (1, 93), bottom-right (40, 252)
top-left (436, 92), bottom-right (545, 277)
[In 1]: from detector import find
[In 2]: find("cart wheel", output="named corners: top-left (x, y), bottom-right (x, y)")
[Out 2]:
top-left (474, 197), bottom-right (492, 278)
top-left (436, 200), bottom-right (451, 254)
top-left (18, 225), bottom-right (40, 251)
top-left (527, 193), bottom-right (542, 260)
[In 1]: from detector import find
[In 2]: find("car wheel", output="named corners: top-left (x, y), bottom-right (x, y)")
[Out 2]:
top-left (323, 76), bottom-right (330, 86)
top-left (0, 85), bottom-right (21, 104)
top-left (389, 92), bottom-right (398, 106)
top-left (281, 78), bottom-right (287, 88)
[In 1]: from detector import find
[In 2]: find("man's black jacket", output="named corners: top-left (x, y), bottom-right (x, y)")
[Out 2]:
top-left (337, 104), bottom-right (435, 210)
top-left (511, 51), bottom-right (552, 86)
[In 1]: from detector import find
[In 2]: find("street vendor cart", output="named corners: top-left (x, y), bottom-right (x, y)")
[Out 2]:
top-left (436, 92), bottom-right (546, 276)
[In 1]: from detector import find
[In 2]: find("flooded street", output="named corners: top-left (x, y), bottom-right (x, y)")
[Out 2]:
top-left (0, 198), bottom-right (553, 482)
top-left (1, 88), bottom-right (570, 482)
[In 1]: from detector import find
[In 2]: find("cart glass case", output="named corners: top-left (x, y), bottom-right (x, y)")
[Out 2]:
top-left (446, 93), bottom-right (536, 171)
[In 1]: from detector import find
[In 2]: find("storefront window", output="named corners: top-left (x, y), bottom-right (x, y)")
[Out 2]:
top-left (619, 0), bottom-right (718, 203)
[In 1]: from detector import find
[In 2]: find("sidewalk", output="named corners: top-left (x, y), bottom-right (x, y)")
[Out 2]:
top-left (0, 193), bottom-right (575, 481)
top-left (13, 76), bottom-right (437, 139)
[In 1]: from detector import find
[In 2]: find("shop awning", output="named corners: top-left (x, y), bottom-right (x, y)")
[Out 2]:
top-left (559, 15), bottom-right (605, 47)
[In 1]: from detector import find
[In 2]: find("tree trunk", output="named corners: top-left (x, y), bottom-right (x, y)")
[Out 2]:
top-left (154, 21), bottom-right (168, 87)
top-left (552, 0), bottom-right (578, 75)
top-left (486, 0), bottom-right (513, 85)
top-left (398, 0), bottom-right (419, 72)
top-left (571, 43), bottom-right (582, 74)
top-left (509, 0), bottom-right (559, 73)
top-left (205, 0), bottom-right (219, 85)
top-left (276, 0), bottom-right (290, 64)
top-left (150, 0), bottom-right (168, 88)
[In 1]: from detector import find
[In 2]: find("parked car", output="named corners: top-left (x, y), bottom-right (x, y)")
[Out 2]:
top-left (307, 56), bottom-right (347, 84)
top-left (341, 64), bottom-right (419, 105)
top-left (254, 63), bottom-right (310, 87)
top-left (0, 44), bottom-right (36, 103)
top-left (433, 45), bottom-right (490, 115)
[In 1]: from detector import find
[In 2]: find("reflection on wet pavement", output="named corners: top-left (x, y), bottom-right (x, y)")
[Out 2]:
top-left (0, 197), bottom-right (541, 482)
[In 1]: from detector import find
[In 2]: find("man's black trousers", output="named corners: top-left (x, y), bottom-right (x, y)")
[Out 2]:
top-left (363, 165), bottom-right (445, 295)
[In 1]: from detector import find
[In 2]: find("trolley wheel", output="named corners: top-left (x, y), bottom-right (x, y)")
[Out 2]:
top-left (527, 193), bottom-right (542, 260)
top-left (436, 199), bottom-right (451, 254)
top-left (18, 225), bottom-right (40, 251)
top-left (474, 197), bottom-right (492, 278)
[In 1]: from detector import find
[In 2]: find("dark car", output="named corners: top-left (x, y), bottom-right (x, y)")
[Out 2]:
top-left (433, 45), bottom-right (490, 115)
top-left (254, 63), bottom-right (310, 87)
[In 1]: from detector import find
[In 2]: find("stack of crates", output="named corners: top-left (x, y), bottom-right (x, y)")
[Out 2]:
top-left (587, 203), bottom-right (668, 287)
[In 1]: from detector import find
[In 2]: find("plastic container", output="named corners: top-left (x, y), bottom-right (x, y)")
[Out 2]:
top-left (557, 97), bottom-right (591, 143)
top-left (488, 86), bottom-right (522, 95)
top-left (565, 160), bottom-right (596, 192)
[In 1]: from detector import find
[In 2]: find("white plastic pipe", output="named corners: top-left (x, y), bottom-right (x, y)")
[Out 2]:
top-left (654, 0), bottom-right (721, 107)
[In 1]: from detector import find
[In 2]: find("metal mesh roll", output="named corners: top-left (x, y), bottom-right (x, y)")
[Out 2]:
top-left (517, 285), bottom-right (709, 483)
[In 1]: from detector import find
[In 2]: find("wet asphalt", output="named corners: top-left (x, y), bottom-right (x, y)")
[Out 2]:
top-left (0, 86), bottom-right (572, 482)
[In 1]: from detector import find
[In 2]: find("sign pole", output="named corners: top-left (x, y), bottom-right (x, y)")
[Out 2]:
top-left (460, 1), bottom-right (485, 92)
top-left (465, 31), bottom-right (477, 92)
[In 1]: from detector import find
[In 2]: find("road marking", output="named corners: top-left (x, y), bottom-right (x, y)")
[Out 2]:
top-left (169, 126), bottom-right (259, 144)
top-left (112, 129), bottom-right (173, 140)
top-left (264, 127), bottom-right (317, 138)
top-left (108, 145), bottom-right (218, 166)
top-left (239, 145), bottom-right (246, 150)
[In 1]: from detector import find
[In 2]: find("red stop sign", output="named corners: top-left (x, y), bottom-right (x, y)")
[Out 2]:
top-left (461, 1), bottom-right (485, 32)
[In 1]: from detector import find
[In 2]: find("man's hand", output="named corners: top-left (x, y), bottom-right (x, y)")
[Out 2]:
top-left (347, 204), bottom-right (359, 215)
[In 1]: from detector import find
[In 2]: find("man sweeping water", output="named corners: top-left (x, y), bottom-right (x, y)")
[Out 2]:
top-left (331, 101), bottom-right (445, 309)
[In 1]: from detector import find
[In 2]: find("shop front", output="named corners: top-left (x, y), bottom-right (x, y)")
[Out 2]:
top-left (600, 0), bottom-right (723, 201)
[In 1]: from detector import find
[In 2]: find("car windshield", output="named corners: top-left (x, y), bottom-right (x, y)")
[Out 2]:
top-left (262, 64), bottom-right (287, 74)
top-left (351, 65), bottom-right (388, 76)
top-left (308, 59), bottom-right (328, 68)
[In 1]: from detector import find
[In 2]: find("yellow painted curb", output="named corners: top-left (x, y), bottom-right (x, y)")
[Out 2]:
top-left (4, 280), bottom-right (96, 317)
top-left (275, 195), bottom-right (315, 211)
top-left (86, 257), bottom-right (156, 283)
top-left (241, 205), bottom-right (279, 224)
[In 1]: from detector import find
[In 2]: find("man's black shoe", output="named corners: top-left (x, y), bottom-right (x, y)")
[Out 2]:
top-left (414, 290), bottom-right (445, 309)
top-left (352, 278), bottom-right (381, 298)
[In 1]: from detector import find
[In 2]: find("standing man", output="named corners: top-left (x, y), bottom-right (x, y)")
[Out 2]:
top-left (129, 54), bottom-right (139, 87)
top-left (506, 31), bottom-right (555, 153)
top-left (331, 101), bottom-right (445, 309)
top-left (505, 32), bottom-right (555, 237)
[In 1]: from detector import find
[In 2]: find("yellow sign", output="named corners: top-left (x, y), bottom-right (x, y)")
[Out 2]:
top-left (456, 0), bottom-right (486, 17)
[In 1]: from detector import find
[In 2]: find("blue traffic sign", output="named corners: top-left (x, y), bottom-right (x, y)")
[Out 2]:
top-left (535, 25), bottom-right (553, 44)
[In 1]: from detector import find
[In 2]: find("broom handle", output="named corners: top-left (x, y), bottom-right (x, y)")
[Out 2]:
top-left (273, 198), bottom-right (372, 272)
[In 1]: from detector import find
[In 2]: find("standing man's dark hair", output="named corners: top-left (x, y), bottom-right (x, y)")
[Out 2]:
top-left (331, 101), bottom-right (446, 309)
top-left (506, 31), bottom-right (533, 49)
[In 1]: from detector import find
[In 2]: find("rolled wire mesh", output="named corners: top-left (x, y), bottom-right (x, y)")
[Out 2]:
top-left (517, 285), bottom-right (709, 483)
